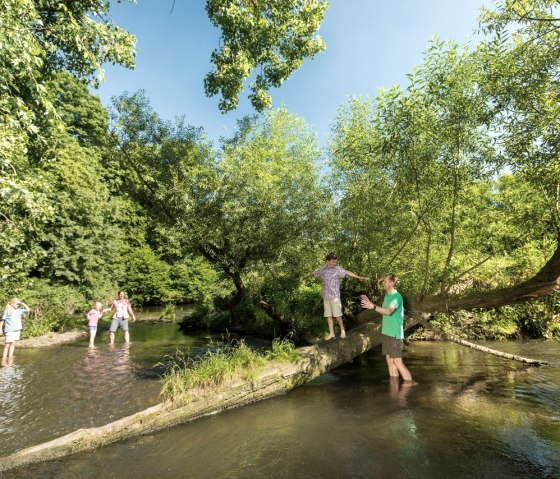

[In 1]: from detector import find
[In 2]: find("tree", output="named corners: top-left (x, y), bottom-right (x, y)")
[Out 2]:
top-left (204, 0), bottom-right (328, 112)
top-left (330, 27), bottom-right (560, 329)
top-left (112, 93), bottom-right (327, 322)
top-left (0, 1), bottom-right (135, 292)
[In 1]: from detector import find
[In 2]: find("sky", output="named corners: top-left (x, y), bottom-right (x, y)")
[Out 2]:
top-left (96, 0), bottom-right (487, 145)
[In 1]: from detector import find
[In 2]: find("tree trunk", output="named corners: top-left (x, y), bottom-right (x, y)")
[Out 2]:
top-left (223, 268), bottom-right (246, 325)
top-left (259, 300), bottom-right (293, 337)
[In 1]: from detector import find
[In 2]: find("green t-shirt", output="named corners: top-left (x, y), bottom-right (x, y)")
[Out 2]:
top-left (381, 290), bottom-right (404, 339)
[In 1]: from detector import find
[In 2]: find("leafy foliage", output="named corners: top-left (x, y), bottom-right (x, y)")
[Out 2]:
top-left (205, 0), bottom-right (328, 112)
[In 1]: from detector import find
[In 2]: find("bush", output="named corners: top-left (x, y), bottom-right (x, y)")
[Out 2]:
top-left (159, 303), bottom-right (176, 321)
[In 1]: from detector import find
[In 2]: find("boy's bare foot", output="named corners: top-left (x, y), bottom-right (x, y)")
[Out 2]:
top-left (340, 331), bottom-right (346, 339)
top-left (325, 334), bottom-right (335, 340)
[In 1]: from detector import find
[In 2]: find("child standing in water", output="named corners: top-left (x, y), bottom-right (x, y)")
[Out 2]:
top-left (86, 301), bottom-right (110, 349)
top-left (0, 298), bottom-right (30, 362)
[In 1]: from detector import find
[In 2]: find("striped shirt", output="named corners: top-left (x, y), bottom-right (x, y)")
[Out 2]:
top-left (314, 266), bottom-right (348, 300)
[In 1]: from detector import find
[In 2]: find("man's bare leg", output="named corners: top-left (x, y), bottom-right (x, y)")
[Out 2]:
top-left (393, 357), bottom-right (412, 381)
top-left (386, 355), bottom-right (399, 377)
top-left (124, 330), bottom-right (130, 344)
top-left (325, 317), bottom-right (335, 340)
top-left (109, 331), bottom-right (115, 344)
top-left (8, 342), bottom-right (15, 358)
top-left (335, 316), bottom-right (346, 338)
top-left (2, 344), bottom-right (9, 360)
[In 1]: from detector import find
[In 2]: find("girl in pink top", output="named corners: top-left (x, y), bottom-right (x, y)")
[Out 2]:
top-left (86, 301), bottom-right (110, 348)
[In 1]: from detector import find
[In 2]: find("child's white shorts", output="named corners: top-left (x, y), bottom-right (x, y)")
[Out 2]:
top-left (5, 331), bottom-right (21, 343)
top-left (323, 297), bottom-right (342, 318)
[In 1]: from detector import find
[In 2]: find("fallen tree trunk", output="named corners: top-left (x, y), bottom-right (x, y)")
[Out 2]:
top-left (0, 320), bottom-right (389, 473)
top-left (420, 321), bottom-right (551, 366)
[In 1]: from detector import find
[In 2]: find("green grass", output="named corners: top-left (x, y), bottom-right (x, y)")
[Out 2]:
top-left (160, 338), bottom-right (300, 404)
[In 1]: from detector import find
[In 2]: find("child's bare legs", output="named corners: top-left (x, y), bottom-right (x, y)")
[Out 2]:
top-left (325, 317), bottom-right (335, 340)
top-left (2, 343), bottom-right (10, 360)
top-left (88, 330), bottom-right (96, 348)
top-left (3, 342), bottom-right (15, 359)
top-left (335, 316), bottom-right (346, 338)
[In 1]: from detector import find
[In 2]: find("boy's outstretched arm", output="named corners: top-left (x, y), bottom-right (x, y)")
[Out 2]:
top-left (303, 271), bottom-right (316, 281)
top-left (346, 271), bottom-right (369, 281)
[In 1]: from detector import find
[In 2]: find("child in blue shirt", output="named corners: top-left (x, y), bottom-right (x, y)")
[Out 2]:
top-left (1, 298), bottom-right (30, 363)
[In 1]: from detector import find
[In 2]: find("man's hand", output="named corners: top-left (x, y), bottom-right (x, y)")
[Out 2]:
top-left (360, 294), bottom-right (375, 310)
top-left (132, 316), bottom-right (137, 323)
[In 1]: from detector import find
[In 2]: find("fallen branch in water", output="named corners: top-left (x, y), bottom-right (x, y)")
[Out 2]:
top-left (420, 321), bottom-right (551, 366)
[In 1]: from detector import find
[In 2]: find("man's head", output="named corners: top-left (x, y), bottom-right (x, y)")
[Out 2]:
top-left (382, 273), bottom-right (398, 292)
top-left (118, 291), bottom-right (125, 300)
top-left (325, 252), bottom-right (338, 268)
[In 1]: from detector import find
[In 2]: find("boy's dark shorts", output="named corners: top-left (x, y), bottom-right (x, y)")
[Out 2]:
top-left (381, 334), bottom-right (403, 358)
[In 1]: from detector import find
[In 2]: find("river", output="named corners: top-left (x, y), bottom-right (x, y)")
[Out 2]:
top-left (1, 321), bottom-right (559, 478)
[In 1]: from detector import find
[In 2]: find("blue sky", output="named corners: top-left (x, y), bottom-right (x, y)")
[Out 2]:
top-left (96, 0), bottom-right (487, 145)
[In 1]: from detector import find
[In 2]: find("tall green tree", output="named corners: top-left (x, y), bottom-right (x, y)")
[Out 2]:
top-left (113, 93), bottom-right (327, 321)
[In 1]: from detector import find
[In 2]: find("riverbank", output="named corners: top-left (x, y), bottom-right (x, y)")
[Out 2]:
top-left (8, 330), bottom-right (87, 349)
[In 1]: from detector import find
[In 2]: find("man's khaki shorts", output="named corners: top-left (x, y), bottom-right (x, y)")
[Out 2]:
top-left (323, 297), bottom-right (342, 318)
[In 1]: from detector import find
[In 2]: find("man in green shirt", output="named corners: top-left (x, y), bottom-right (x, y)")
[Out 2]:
top-left (360, 274), bottom-right (412, 381)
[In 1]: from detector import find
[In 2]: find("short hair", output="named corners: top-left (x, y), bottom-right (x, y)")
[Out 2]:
top-left (325, 252), bottom-right (338, 261)
top-left (385, 273), bottom-right (398, 283)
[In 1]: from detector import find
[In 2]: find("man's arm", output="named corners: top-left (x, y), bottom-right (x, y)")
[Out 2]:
top-left (360, 295), bottom-right (395, 315)
top-left (346, 271), bottom-right (369, 281)
top-left (128, 304), bottom-right (137, 322)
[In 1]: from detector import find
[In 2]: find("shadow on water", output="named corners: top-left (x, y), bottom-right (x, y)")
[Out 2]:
top-left (2, 336), bottom-right (560, 479)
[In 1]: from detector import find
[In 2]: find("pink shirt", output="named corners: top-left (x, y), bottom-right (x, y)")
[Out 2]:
top-left (86, 309), bottom-right (102, 327)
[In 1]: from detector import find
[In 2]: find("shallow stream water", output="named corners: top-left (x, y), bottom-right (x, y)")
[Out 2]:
top-left (1, 324), bottom-right (559, 478)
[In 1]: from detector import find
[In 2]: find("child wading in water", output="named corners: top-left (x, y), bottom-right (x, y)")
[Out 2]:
top-left (0, 298), bottom-right (30, 363)
top-left (304, 252), bottom-right (368, 340)
top-left (86, 302), bottom-right (110, 348)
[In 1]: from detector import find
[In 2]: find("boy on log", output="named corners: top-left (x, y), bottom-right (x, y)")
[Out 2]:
top-left (304, 252), bottom-right (368, 340)
top-left (360, 274), bottom-right (413, 381)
